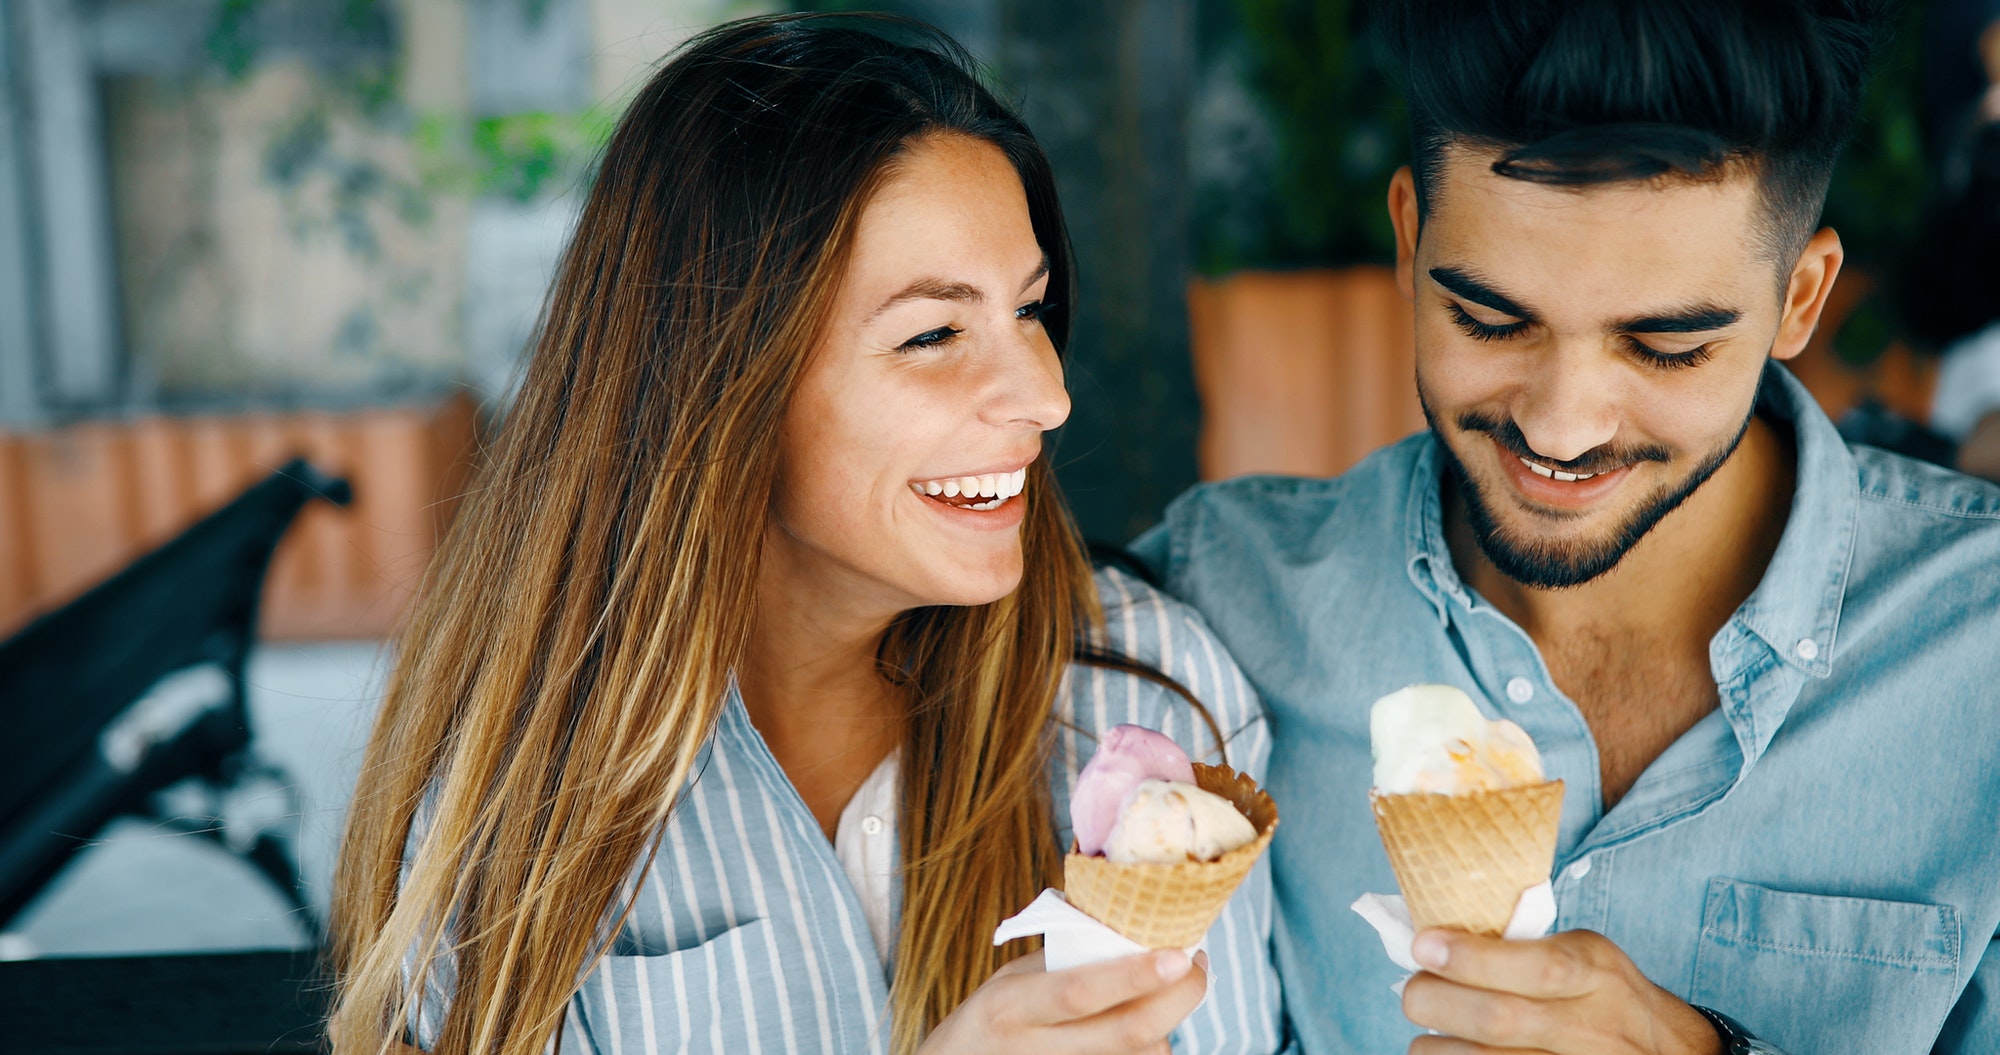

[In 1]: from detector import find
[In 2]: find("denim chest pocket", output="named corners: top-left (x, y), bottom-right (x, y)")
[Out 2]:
top-left (1690, 878), bottom-right (1961, 1055)
top-left (576, 917), bottom-right (798, 1052)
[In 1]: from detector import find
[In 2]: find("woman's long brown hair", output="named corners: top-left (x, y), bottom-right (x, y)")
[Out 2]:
top-left (328, 15), bottom-right (1127, 1055)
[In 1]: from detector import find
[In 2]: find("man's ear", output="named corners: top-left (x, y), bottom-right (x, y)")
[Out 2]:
top-left (1388, 166), bottom-right (1420, 303)
top-left (1771, 228), bottom-right (1844, 362)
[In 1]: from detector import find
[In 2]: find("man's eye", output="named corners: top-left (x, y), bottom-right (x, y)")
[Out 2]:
top-left (1446, 302), bottom-right (1527, 341)
top-left (898, 326), bottom-right (962, 351)
top-left (1624, 336), bottom-right (1715, 369)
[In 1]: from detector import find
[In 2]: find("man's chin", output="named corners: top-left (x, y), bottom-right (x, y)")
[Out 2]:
top-left (1466, 516), bottom-right (1642, 589)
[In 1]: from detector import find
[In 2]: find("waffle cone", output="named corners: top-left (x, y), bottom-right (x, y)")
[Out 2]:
top-left (1370, 780), bottom-right (1564, 937)
top-left (1063, 763), bottom-right (1279, 948)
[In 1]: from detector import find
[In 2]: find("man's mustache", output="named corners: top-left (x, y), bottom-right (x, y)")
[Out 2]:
top-left (1457, 411), bottom-right (1673, 475)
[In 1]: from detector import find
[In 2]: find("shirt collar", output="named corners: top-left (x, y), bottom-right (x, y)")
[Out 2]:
top-left (1402, 362), bottom-right (1856, 678)
top-left (1730, 362), bottom-right (1856, 679)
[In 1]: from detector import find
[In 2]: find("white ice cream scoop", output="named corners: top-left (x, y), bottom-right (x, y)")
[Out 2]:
top-left (1370, 684), bottom-right (1544, 794)
top-left (1102, 779), bottom-right (1259, 864)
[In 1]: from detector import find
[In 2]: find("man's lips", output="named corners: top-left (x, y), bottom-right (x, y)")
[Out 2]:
top-left (1491, 436), bottom-right (1636, 510)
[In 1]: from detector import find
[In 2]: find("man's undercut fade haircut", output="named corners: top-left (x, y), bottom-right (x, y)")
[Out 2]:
top-left (1380, 0), bottom-right (1889, 264)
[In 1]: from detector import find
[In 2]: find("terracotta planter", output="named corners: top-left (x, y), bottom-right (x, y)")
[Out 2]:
top-left (0, 395), bottom-right (478, 641)
top-left (1188, 267), bottom-right (1424, 482)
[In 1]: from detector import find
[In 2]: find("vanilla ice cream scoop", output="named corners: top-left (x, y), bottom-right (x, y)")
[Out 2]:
top-left (1102, 779), bottom-right (1259, 864)
top-left (1370, 684), bottom-right (1543, 794)
top-left (1070, 724), bottom-right (1197, 856)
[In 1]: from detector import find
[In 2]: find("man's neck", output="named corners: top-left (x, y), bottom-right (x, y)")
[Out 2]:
top-left (1449, 414), bottom-right (1795, 648)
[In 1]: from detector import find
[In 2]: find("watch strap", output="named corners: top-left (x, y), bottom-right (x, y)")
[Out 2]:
top-left (1689, 1005), bottom-right (1788, 1055)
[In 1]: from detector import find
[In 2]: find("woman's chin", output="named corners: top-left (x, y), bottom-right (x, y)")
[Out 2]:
top-left (903, 558), bottom-right (1024, 610)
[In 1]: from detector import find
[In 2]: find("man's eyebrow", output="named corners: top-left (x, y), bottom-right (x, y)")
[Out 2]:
top-left (1614, 305), bottom-right (1743, 334)
top-left (864, 278), bottom-right (982, 324)
top-left (1428, 267), bottom-right (1537, 322)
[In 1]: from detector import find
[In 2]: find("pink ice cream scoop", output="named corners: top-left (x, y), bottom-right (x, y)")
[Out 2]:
top-left (1070, 724), bottom-right (1196, 856)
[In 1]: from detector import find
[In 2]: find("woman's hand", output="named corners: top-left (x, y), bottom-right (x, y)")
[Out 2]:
top-left (918, 948), bottom-right (1209, 1055)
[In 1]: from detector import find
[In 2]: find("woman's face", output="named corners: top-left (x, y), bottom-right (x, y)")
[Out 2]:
top-left (768, 134), bottom-right (1070, 619)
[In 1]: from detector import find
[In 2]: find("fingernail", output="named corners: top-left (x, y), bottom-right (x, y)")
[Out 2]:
top-left (1193, 950), bottom-right (1210, 972)
top-left (1155, 949), bottom-right (1191, 981)
top-left (1412, 932), bottom-right (1450, 969)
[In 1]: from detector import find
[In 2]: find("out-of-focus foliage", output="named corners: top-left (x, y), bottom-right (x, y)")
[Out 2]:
top-left (415, 112), bottom-right (616, 203)
top-left (1193, 0), bottom-right (1406, 273)
top-left (1821, 0), bottom-right (1931, 272)
top-left (1197, 0), bottom-right (1931, 280)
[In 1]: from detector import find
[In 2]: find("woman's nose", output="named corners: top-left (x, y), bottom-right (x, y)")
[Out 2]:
top-left (982, 332), bottom-right (1071, 431)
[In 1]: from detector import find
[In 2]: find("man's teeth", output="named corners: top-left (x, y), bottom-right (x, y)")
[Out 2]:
top-left (910, 467), bottom-right (1029, 506)
top-left (1518, 456), bottom-right (1595, 483)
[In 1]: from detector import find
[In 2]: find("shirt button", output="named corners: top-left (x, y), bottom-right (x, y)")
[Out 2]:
top-left (1795, 638), bottom-right (1820, 661)
top-left (862, 815), bottom-right (884, 836)
top-left (1505, 677), bottom-right (1535, 703)
top-left (1567, 855), bottom-right (1592, 880)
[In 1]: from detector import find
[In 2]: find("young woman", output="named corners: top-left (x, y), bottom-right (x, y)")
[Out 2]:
top-left (328, 15), bottom-right (1283, 1055)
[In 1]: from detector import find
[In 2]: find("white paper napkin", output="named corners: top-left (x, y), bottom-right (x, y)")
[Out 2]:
top-left (993, 889), bottom-right (1213, 1008)
top-left (1350, 882), bottom-right (1557, 994)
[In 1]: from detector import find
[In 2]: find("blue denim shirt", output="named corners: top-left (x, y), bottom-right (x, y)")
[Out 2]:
top-left (1132, 365), bottom-right (2000, 1055)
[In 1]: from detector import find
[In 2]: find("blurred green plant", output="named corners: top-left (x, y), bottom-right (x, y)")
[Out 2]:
top-left (415, 111), bottom-right (617, 203)
top-left (1194, 0), bottom-right (1406, 273)
top-left (1200, 0), bottom-right (1931, 287)
top-left (1821, 0), bottom-right (1930, 274)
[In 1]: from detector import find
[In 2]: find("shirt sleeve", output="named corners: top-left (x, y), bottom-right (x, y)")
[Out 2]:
top-left (1168, 680), bottom-right (1294, 1055)
top-left (1934, 936), bottom-right (2000, 1053)
top-left (1126, 520), bottom-right (1174, 583)
top-left (1081, 569), bottom-right (1290, 1055)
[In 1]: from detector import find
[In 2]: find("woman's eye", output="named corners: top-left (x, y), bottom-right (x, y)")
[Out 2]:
top-left (1017, 299), bottom-right (1056, 322)
top-left (1446, 302), bottom-right (1527, 341)
top-left (898, 326), bottom-right (962, 351)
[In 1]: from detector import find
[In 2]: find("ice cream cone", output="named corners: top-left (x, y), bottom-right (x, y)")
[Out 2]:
top-left (1370, 780), bottom-right (1564, 937)
top-left (1063, 763), bottom-right (1279, 948)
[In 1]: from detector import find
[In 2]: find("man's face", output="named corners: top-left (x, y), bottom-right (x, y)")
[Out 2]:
top-left (1396, 147), bottom-right (1812, 589)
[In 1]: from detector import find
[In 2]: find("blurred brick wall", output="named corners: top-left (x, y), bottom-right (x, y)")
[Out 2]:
top-left (0, 395), bottom-right (478, 641)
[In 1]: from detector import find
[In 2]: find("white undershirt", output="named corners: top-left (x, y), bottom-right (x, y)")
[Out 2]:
top-left (834, 749), bottom-right (900, 964)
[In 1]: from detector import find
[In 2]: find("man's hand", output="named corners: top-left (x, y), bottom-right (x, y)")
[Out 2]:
top-left (1400, 929), bottom-right (1723, 1055)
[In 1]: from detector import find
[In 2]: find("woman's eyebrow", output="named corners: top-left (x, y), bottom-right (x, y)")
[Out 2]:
top-left (864, 278), bottom-right (982, 323)
top-left (864, 254), bottom-right (1051, 323)
top-left (1020, 254), bottom-right (1051, 293)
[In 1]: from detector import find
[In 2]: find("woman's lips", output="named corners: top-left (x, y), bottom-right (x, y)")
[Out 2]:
top-left (914, 488), bottom-right (1028, 530)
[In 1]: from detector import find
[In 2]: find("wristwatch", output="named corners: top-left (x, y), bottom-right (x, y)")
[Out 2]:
top-left (1690, 1005), bottom-right (1789, 1055)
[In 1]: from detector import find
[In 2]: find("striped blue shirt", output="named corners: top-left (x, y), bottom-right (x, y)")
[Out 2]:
top-left (414, 568), bottom-right (1288, 1054)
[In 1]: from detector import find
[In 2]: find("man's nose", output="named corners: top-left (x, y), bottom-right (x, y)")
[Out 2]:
top-left (1510, 349), bottom-right (1619, 463)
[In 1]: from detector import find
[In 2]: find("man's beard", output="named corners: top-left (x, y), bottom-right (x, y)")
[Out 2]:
top-left (1420, 385), bottom-right (1759, 590)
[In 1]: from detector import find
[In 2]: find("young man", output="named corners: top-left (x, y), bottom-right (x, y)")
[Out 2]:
top-left (1133, 1), bottom-right (2000, 1052)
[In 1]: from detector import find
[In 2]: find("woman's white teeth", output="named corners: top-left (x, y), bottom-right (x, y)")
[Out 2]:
top-left (909, 467), bottom-right (1029, 505)
top-left (1518, 456), bottom-right (1594, 482)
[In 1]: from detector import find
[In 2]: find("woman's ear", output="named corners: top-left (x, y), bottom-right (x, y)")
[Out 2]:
top-left (1771, 227), bottom-right (1844, 363)
top-left (1388, 167), bottom-right (1421, 303)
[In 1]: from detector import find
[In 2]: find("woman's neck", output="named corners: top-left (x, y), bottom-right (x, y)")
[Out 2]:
top-left (738, 544), bottom-right (909, 840)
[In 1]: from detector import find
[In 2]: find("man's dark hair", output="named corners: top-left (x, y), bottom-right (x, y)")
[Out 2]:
top-left (1378, 0), bottom-right (1890, 263)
